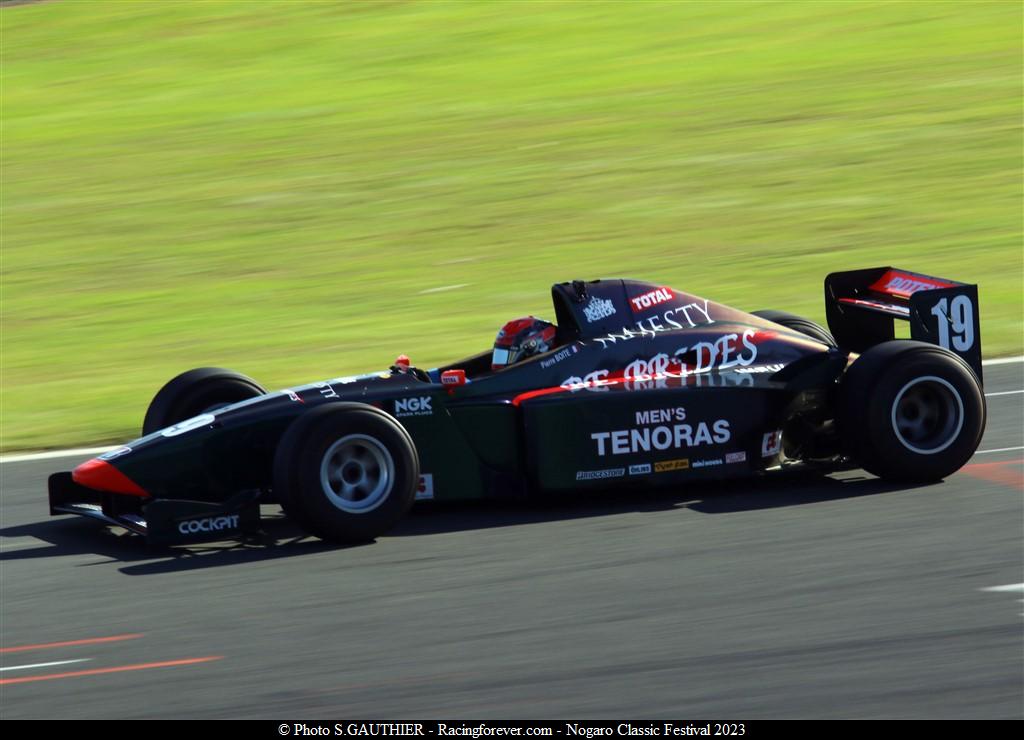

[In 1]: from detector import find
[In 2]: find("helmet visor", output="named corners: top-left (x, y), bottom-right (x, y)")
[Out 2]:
top-left (492, 346), bottom-right (527, 370)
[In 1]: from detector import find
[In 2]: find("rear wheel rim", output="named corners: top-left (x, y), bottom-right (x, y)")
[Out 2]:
top-left (890, 375), bottom-right (964, 455)
top-left (319, 434), bottom-right (395, 513)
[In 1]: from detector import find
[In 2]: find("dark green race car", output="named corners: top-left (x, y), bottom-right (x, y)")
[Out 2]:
top-left (49, 268), bottom-right (986, 545)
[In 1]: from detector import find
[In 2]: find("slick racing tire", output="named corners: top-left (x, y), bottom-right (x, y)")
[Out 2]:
top-left (838, 341), bottom-right (985, 483)
top-left (273, 403), bottom-right (420, 543)
top-left (142, 367), bottom-right (267, 435)
top-left (752, 309), bottom-right (837, 348)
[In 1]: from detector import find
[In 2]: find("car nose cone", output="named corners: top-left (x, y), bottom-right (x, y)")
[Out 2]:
top-left (72, 458), bottom-right (149, 497)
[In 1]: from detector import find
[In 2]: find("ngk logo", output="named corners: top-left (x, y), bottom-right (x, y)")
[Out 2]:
top-left (395, 397), bottom-right (433, 417)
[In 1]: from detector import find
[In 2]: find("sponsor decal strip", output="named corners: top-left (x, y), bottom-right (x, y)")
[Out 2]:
top-left (575, 468), bottom-right (625, 481)
top-left (869, 270), bottom-right (956, 299)
top-left (692, 458), bottom-right (723, 468)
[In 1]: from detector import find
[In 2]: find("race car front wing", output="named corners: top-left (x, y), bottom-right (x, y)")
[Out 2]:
top-left (48, 472), bottom-right (262, 546)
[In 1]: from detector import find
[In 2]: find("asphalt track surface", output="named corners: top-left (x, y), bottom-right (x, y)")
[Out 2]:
top-left (2, 364), bottom-right (1021, 720)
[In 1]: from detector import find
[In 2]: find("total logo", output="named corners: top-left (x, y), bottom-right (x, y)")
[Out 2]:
top-left (583, 296), bottom-right (617, 323)
top-left (394, 397), bottom-right (433, 417)
top-left (629, 287), bottom-right (674, 313)
top-left (178, 514), bottom-right (240, 535)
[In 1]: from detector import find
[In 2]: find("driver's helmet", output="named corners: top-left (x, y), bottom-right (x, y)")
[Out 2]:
top-left (492, 316), bottom-right (557, 371)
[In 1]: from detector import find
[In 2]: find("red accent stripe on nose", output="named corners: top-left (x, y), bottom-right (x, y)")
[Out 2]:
top-left (72, 459), bottom-right (149, 497)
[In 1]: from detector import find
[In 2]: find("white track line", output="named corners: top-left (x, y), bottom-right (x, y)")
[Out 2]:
top-left (0, 659), bottom-right (91, 673)
top-left (0, 446), bottom-right (116, 464)
top-left (418, 283), bottom-right (469, 294)
top-left (985, 390), bottom-right (1024, 397)
top-left (2, 358), bottom-right (1020, 465)
top-left (973, 446), bottom-right (1024, 455)
top-left (981, 584), bottom-right (1024, 593)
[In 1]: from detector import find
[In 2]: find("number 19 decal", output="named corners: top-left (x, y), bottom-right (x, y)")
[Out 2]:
top-left (930, 295), bottom-right (974, 351)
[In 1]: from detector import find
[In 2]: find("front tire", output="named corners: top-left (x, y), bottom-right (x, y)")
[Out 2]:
top-left (273, 403), bottom-right (419, 543)
top-left (142, 367), bottom-right (266, 435)
top-left (838, 341), bottom-right (985, 482)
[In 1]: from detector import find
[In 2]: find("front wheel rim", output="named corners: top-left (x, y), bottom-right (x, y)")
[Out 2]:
top-left (319, 434), bottom-right (395, 513)
top-left (890, 375), bottom-right (965, 455)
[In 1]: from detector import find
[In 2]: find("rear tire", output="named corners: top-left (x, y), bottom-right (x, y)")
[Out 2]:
top-left (142, 367), bottom-right (266, 435)
top-left (752, 309), bottom-right (837, 348)
top-left (838, 341), bottom-right (985, 482)
top-left (273, 403), bottom-right (419, 543)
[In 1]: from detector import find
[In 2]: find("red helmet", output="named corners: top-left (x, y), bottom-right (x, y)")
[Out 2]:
top-left (492, 316), bottom-right (557, 371)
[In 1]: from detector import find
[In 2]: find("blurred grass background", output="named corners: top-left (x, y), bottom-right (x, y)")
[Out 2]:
top-left (2, 0), bottom-right (1021, 451)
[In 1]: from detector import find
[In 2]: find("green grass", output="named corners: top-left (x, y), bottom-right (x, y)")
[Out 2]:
top-left (2, 0), bottom-right (1021, 452)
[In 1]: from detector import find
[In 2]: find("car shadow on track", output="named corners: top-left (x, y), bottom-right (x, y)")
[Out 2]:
top-left (0, 472), bottom-right (928, 575)
top-left (0, 513), bottom-right (346, 575)
top-left (392, 471), bottom-right (928, 536)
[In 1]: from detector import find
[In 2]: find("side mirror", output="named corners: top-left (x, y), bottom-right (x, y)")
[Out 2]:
top-left (441, 370), bottom-right (467, 388)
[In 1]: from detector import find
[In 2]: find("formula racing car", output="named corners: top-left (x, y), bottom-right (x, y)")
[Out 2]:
top-left (49, 267), bottom-right (986, 545)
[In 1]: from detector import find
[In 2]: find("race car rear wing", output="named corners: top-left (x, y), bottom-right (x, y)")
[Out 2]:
top-left (825, 267), bottom-right (982, 381)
